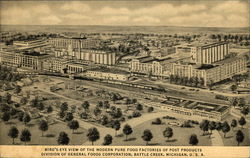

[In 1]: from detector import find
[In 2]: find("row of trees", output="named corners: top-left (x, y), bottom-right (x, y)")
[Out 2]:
top-left (170, 75), bottom-right (205, 88)
top-left (199, 117), bottom-right (246, 145)
top-left (210, 34), bottom-right (250, 44)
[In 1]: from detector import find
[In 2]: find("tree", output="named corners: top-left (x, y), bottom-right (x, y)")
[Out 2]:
top-left (87, 127), bottom-right (100, 145)
top-left (113, 120), bottom-right (121, 136)
top-left (230, 97), bottom-right (239, 107)
top-left (123, 124), bottom-right (133, 141)
top-left (47, 106), bottom-right (53, 113)
top-left (64, 112), bottom-right (74, 122)
top-left (4, 92), bottom-right (12, 104)
top-left (215, 122), bottom-right (222, 131)
top-left (58, 111), bottom-right (65, 119)
top-left (30, 97), bottom-right (39, 108)
top-left (111, 108), bottom-right (123, 119)
top-left (221, 121), bottom-right (231, 138)
top-left (236, 130), bottom-right (244, 146)
top-left (208, 121), bottom-right (216, 138)
top-left (14, 85), bottom-right (22, 94)
top-left (238, 117), bottom-right (246, 128)
top-left (60, 102), bottom-right (68, 112)
top-left (132, 99), bottom-right (137, 104)
top-left (103, 101), bottom-right (110, 109)
top-left (68, 120), bottom-right (79, 133)
top-left (57, 132), bottom-right (70, 145)
top-left (39, 120), bottom-right (48, 137)
top-left (20, 97), bottom-right (28, 105)
top-left (199, 120), bottom-right (209, 135)
top-left (148, 107), bottom-right (154, 113)
top-left (93, 106), bottom-right (102, 118)
top-left (23, 113), bottom-right (31, 125)
top-left (2, 112), bottom-right (10, 122)
top-left (100, 115), bottom-right (108, 125)
top-left (37, 102), bottom-right (45, 111)
top-left (82, 101), bottom-right (90, 111)
top-left (103, 134), bottom-right (113, 145)
top-left (20, 129), bottom-right (31, 145)
top-left (238, 98), bottom-right (246, 107)
top-left (141, 129), bottom-right (153, 145)
top-left (230, 84), bottom-right (237, 92)
top-left (8, 126), bottom-right (19, 144)
top-left (18, 112), bottom-right (24, 122)
top-left (136, 104), bottom-right (143, 111)
top-left (97, 101), bottom-right (103, 108)
top-left (163, 127), bottom-right (173, 141)
top-left (189, 134), bottom-right (199, 146)
top-left (241, 107), bottom-right (249, 116)
top-left (231, 119), bottom-right (237, 130)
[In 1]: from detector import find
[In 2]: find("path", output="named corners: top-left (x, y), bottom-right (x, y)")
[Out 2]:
top-left (82, 112), bottom-right (168, 145)
top-left (210, 131), bottom-right (224, 146)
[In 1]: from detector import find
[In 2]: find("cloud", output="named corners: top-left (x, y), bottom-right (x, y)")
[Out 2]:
top-left (63, 13), bottom-right (91, 20)
top-left (168, 12), bottom-right (248, 27)
top-left (31, 4), bottom-right (51, 14)
top-left (40, 15), bottom-right (61, 25)
top-left (0, 1), bottom-right (249, 27)
top-left (0, 4), bottom-right (52, 25)
top-left (212, 1), bottom-right (248, 14)
top-left (98, 3), bottom-right (206, 17)
top-left (104, 16), bottom-right (129, 24)
top-left (99, 7), bottom-right (130, 15)
top-left (61, 2), bottom-right (90, 12)
top-left (133, 16), bottom-right (160, 24)
top-left (1, 7), bottom-right (31, 24)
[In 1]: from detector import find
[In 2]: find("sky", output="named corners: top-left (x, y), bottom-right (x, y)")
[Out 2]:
top-left (0, 0), bottom-right (249, 27)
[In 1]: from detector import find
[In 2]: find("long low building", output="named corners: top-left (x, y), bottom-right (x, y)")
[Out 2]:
top-left (85, 67), bottom-right (131, 81)
top-left (149, 97), bottom-right (229, 121)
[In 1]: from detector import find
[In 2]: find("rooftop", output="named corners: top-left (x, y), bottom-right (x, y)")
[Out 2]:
top-left (88, 67), bottom-right (130, 75)
top-left (214, 55), bottom-right (245, 65)
top-left (196, 64), bottom-right (217, 70)
top-left (22, 51), bottom-right (49, 57)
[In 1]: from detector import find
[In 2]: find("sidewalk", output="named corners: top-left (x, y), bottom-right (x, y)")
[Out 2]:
top-left (210, 131), bottom-right (224, 146)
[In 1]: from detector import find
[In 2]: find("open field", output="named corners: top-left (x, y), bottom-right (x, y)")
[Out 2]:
top-left (221, 114), bottom-right (250, 146)
top-left (0, 118), bottom-right (88, 145)
top-left (111, 118), bottom-right (212, 146)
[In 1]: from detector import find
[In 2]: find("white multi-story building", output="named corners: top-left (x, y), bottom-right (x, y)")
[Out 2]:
top-left (48, 38), bottom-right (100, 49)
top-left (171, 55), bottom-right (247, 86)
top-left (191, 42), bottom-right (229, 64)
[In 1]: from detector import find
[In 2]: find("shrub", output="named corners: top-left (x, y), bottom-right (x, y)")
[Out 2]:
top-left (162, 115), bottom-right (176, 120)
top-left (152, 118), bottom-right (162, 125)
top-left (181, 121), bottom-right (192, 128)
top-left (132, 111), bottom-right (141, 118)
top-left (189, 120), bottom-right (199, 125)
top-left (127, 115), bottom-right (133, 119)
top-left (148, 107), bottom-right (154, 113)
top-left (80, 112), bottom-right (88, 119)
top-left (215, 95), bottom-right (228, 101)
top-left (119, 117), bottom-right (126, 122)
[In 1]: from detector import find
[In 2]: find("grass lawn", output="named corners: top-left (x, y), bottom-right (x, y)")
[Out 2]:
top-left (111, 118), bottom-right (212, 146)
top-left (220, 114), bottom-right (250, 146)
top-left (0, 118), bottom-right (88, 145)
